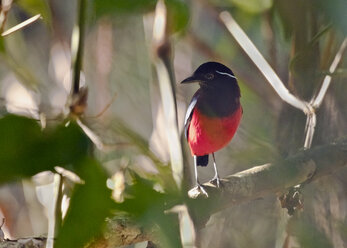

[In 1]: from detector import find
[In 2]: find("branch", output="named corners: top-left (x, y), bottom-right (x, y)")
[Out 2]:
top-left (71, 0), bottom-right (86, 95)
top-left (152, 0), bottom-right (184, 189)
top-left (311, 38), bottom-right (347, 109)
top-left (219, 11), bottom-right (309, 112)
top-left (0, 238), bottom-right (46, 248)
top-left (188, 137), bottom-right (347, 211)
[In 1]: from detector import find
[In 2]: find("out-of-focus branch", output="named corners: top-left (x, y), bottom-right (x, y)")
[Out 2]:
top-left (0, 238), bottom-right (46, 248)
top-left (311, 38), bottom-right (347, 109)
top-left (0, 0), bottom-right (13, 33)
top-left (1, 14), bottom-right (42, 37)
top-left (152, 2), bottom-right (196, 247)
top-left (71, 0), bottom-right (86, 95)
top-left (152, 0), bottom-right (183, 189)
top-left (219, 11), bottom-right (309, 112)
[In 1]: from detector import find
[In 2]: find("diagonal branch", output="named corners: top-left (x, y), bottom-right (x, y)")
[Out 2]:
top-left (188, 137), bottom-right (347, 212)
top-left (311, 38), bottom-right (347, 109)
top-left (219, 11), bottom-right (309, 113)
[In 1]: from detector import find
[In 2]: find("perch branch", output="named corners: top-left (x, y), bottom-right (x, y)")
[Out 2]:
top-left (188, 137), bottom-right (347, 210)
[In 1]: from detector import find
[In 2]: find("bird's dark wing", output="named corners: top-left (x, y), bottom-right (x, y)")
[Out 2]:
top-left (184, 94), bottom-right (198, 140)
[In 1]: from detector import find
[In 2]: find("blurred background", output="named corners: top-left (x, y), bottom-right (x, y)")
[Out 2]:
top-left (0, 0), bottom-right (346, 247)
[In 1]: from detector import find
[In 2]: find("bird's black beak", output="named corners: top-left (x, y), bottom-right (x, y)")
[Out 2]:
top-left (180, 75), bottom-right (201, 84)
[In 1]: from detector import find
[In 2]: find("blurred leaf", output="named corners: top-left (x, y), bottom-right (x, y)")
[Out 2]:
top-left (0, 115), bottom-right (89, 184)
top-left (93, 0), bottom-right (189, 32)
top-left (0, 37), bottom-right (5, 53)
top-left (111, 118), bottom-right (178, 192)
top-left (115, 171), bottom-right (182, 248)
top-left (229, 0), bottom-right (273, 13)
top-left (166, 0), bottom-right (189, 33)
top-left (294, 220), bottom-right (333, 248)
top-left (289, 24), bottom-right (331, 72)
top-left (56, 158), bottom-right (114, 248)
top-left (93, 0), bottom-right (157, 17)
top-left (314, 0), bottom-right (347, 34)
top-left (16, 0), bottom-right (51, 24)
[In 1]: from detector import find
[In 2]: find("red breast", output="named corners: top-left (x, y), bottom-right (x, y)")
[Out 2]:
top-left (188, 105), bottom-right (242, 156)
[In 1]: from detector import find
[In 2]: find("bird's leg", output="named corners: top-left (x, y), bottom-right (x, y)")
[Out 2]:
top-left (194, 156), bottom-right (208, 197)
top-left (210, 153), bottom-right (221, 187)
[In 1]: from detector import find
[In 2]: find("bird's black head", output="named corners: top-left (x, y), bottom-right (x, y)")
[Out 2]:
top-left (180, 62), bottom-right (237, 88)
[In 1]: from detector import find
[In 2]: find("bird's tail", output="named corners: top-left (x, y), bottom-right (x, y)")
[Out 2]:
top-left (196, 155), bottom-right (209, 167)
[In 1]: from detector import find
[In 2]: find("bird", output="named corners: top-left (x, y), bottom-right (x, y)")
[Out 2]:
top-left (181, 62), bottom-right (242, 195)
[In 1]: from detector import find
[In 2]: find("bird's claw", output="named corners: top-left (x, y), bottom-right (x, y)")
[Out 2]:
top-left (196, 183), bottom-right (209, 197)
top-left (210, 175), bottom-right (221, 188)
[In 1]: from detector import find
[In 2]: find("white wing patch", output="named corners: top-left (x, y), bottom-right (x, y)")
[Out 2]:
top-left (184, 97), bottom-right (197, 126)
top-left (216, 70), bottom-right (236, 79)
top-left (184, 96), bottom-right (198, 139)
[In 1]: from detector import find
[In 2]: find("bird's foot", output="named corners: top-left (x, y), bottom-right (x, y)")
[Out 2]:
top-left (210, 175), bottom-right (221, 188)
top-left (196, 183), bottom-right (209, 197)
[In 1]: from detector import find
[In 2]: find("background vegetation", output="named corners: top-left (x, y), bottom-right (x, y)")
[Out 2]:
top-left (0, 0), bottom-right (346, 247)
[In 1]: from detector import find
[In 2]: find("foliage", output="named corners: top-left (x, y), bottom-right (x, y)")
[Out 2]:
top-left (0, 115), bottom-right (89, 183)
top-left (0, 0), bottom-right (346, 247)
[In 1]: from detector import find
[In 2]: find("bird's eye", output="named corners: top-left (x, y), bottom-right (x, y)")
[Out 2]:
top-left (205, 73), bottom-right (214, 80)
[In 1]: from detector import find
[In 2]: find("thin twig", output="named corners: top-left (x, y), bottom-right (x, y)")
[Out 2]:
top-left (219, 11), bottom-right (310, 113)
top-left (71, 0), bottom-right (86, 95)
top-left (1, 14), bottom-right (42, 37)
top-left (152, 0), bottom-right (183, 189)
top-left (311, 38), bottom-right (347, 109)
top-left (0, 0), bottom-right (13, 33)
top-left (85, 93), bottom-right (117, 119)
top-left (54, 174), bottom-right (64, 236)
top-left (303, 38), bottom-right (346, 148)
top-left (152, 1), bottom-right (195, 247)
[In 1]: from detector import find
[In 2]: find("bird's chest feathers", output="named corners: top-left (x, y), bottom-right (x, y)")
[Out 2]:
top-left (188, 106), bottom-right (242, 155)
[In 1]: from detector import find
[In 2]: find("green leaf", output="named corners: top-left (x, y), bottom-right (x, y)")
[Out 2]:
top-left (166, 0), bottom-right (189, 33)
top-left (0, 37), bottom-right (5, 54)
top-left (314, 0), bottom-right (347, 34)
top-left (115, 172), bottom-right (182, 248)
top-left (0, 115), bottom-right (89, 184)
top-left (111, 118), bottom-right (177, 192)
top-left (289, 24), bottom-right (332, 72)
top-left (16, 0), bottom-right (51, 24)
top-left (93, 0), bottom-right (157, 17)
top-left (229, 0), bottom-right (273, 14)
top-left (294, 219), bottom-right (333, 248)
top-left (56, 158), bottom-right (114, 248)
top-left (93, 0), bottom-right (189, 33)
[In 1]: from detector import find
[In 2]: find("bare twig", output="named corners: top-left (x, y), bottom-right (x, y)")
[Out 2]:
top-left (152, 1), bottom-right (195, 247)
top-left (303, 38), bottom-right (346, 148)
top-left (152, 0), bottom-right (183, 189)
top-left (71, 0), bottom-right (86, 95)
top-left (311, 38), bottom-right (347, 109)
top-left (0, 0), bottom-right (13, 33)
top-left (1, 14), bottom-right (42, 37)
top-left (219, 11), bottom-right (310, 113)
